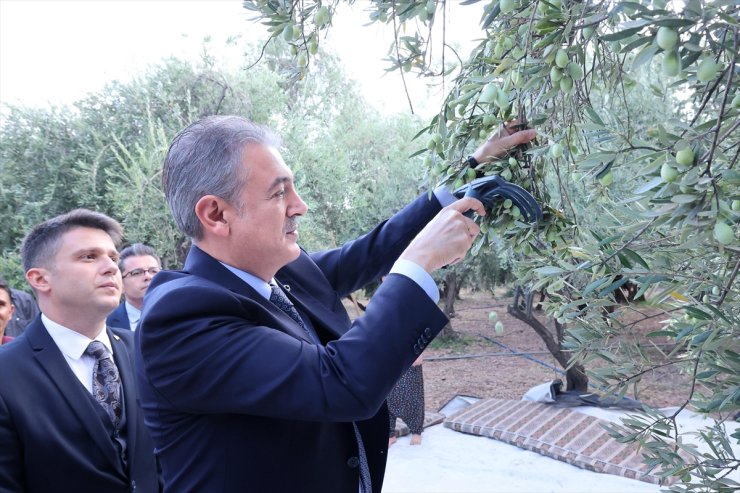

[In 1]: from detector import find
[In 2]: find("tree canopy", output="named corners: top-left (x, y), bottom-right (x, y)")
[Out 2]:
top-left (244, 0), bottom-right (738, 489)
top-left (0, 46), bottom-right (426, 285)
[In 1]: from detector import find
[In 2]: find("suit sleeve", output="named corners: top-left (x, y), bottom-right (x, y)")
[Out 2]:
top-left (0, 391), bottom-right (24, 492)
top-left (309, 192), bottom-right (443, 297)
top-left (138, 274), bottom-right (447, 422)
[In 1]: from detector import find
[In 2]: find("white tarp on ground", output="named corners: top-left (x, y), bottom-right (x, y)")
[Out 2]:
top-left (383, 407), bottom-right (740, 493)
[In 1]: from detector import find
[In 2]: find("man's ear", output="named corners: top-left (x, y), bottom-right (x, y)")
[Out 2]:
top-left (195, 195), bottom-right (233, 238)
top-left (26, 268), bottom-right (51, 294)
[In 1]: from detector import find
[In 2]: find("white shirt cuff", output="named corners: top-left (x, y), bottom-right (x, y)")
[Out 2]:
top-left (389, 259), bottom-right (440, 304)
top-left (433, 185), bottom-right (457, 207)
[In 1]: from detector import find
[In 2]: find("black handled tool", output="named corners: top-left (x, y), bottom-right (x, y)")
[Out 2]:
top-left (453, 175), bottom-right (542, 223)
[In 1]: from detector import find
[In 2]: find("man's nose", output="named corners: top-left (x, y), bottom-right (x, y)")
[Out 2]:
top-left (102, 257), bottom-right (119, 275)
top-left (290, 190), bottom-right (309, 216)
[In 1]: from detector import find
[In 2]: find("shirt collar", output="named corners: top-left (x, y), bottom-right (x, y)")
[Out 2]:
top-left (42, 313), bottom-right (114, 360)
top-left (124, 300), bottom-right (141, 323)
top-left (219, 262), bottom-right (272, 301)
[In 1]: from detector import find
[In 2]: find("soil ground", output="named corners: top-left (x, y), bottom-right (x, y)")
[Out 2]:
top-left (348, 289), bottom-right (692, 412)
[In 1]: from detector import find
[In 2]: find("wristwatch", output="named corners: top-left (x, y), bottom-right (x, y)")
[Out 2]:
top-left (464, 155), bottom-right (485, 178)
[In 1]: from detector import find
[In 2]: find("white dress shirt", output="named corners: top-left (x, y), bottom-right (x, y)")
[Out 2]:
top-left (124, 301), bottom-right (141, 331)
top-left (42, 314), bottom-right (115, 394)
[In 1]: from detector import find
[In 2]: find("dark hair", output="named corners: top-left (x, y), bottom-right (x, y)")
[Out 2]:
top-left (119, 243), bottom-right (161, 271)
top-left (162, 115), bottom-right (281, 240)
top-left (20, 209), bottom-right (123, 272)
top-left (0, 278), bottom-right (12, 305)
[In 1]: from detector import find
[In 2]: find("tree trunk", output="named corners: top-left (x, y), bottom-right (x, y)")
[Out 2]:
top-left (507, 286), bottom-right (588, 391)
top-left (439, 272), bottom-right (461, 340)
top-left (443, 271), bottom-right (459, 319)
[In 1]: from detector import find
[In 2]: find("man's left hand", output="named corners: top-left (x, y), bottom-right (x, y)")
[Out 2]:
top-left (471, 122), bottom-right (537, 164)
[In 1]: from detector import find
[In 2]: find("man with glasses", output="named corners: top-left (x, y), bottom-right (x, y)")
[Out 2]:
top-left (107, 243), bottom-right (161, 331)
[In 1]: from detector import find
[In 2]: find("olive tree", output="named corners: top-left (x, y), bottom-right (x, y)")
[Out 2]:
top-left (243, 0), bottom-right (739, 489)
top-left (1, 46), bottom-right (428, 283)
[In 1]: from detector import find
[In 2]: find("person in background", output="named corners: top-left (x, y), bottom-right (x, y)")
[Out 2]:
top-left (0, 279), bottom-right (16, 345)
top-left (136, 115), bottom-right (535, 493)
top-left (388, 353), bottom-right (425, 446)
top-left (0, 209), bottom-right (161, 493)
top-left (107, 243), bottom-right (161, 331)
top-left (3, 286), bottom-right (39, 337)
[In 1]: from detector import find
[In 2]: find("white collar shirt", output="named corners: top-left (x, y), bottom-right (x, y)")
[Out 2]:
top-left (219, 262), bottom-right (272, 301)
top-left (124, 301), bottom-right (141, 331)
top-left (42, 313), bottom-right (115, 394)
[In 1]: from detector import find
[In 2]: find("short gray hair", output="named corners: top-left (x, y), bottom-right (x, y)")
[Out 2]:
top-left (119, 243), bottom-right (160, 271)
top-left (162, 115), bottom-right (282, 240)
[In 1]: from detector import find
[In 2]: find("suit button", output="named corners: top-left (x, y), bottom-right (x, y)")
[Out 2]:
top-left (424, 327), bottom-right (432, 337)
top-left (413, 344), bottom-right (421, 355)
top-left (130, 480), bottom-right (136, 492)
top-left (347, 457), bottom-right (360, 468)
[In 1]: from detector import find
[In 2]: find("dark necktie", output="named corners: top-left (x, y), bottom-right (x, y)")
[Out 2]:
top-left (269, 283), bottom-right (370, 489)
top-left (269, 282), bottom-right (309, 332)
top-left (353, 423), bottom-right (372, 492)
top-left (85, 341), bottom-right (123, 430)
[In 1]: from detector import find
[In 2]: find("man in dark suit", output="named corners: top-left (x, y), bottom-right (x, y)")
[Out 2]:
top-left (136, 116), bottom-right (536, 492)
top-left (0, 209), bottom-right (160, 493)
top-left (107, 243), bottom-right (161, 331)
top-left (4, 287), bottom-right (39, 337)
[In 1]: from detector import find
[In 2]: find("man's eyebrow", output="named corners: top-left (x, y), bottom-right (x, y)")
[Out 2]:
top-left (267, 176), bottom-right (291, 192)
top-left (71, 247), bottom-right (101, 256)
top-left (71, 247), bottom-right (118, 258)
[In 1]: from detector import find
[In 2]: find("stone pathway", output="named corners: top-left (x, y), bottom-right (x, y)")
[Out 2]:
top-left (443, 398), bottom-right (676, 485)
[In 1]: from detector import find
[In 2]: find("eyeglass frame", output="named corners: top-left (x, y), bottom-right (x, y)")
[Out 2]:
top-left (121, 267), bottom-right (161, 279)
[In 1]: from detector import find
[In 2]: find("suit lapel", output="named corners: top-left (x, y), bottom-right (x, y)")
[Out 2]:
top-left (185, 245), bottom-right (315, 343)
top-left (108, 304), bottom-right (130, 330)
top-left (26, 319), bottom-right (126, 476)
top-left (274, 271), bottom-right (350, 340)
top-left (109, 330), bottom-right (138, 465)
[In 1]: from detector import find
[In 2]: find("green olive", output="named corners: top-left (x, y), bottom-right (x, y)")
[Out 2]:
top-left (297, 52), bottom-right (308, 68)
top-left (662, 50), bottom-right (680, 76)
top-left (656, 27), bottom-right (678, 51)
top-left (314, 6), bottom-right (331, 27)
top-left (567, 62), bottom-right (583, 80)
top-left (479, 84), bottom-right (499, 104)
top-left (660, 162), bottom-right (678, 182)
top-left (559, 76), bottom-right (573, 93)
top-left (555, 48), bottom-right (569, 69)
top-left (696, 57), bottom-right (719, 83)
top-left (550, 142), bottom-right (564, 158)
top-left (714, 221), bottom-right (735, 245)
top-left (676, 147), bottom-right (694, 166)
top-left (500, 0), bottom-right (517, 13)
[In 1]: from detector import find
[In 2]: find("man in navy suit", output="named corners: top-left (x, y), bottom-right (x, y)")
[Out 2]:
top-left (0, 209), bottom-right (160, 493)
top-left (136, 116), bottom-right (536, 492)
top-left (107, 243), bottom-right (161, 331)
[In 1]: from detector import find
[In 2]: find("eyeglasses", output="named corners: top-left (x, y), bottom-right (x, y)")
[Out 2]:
top-left (122, 267), bottom-right (160, 279)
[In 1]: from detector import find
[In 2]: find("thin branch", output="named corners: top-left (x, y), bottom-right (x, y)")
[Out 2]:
top-left (391, 1), bottom-right (415, 114)
top-left (702, 27), bottom-right (738, 176)
top-left (595, 218), bottom-right (657, 267)
top-left (716, 257), bottom-right (740, 308)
